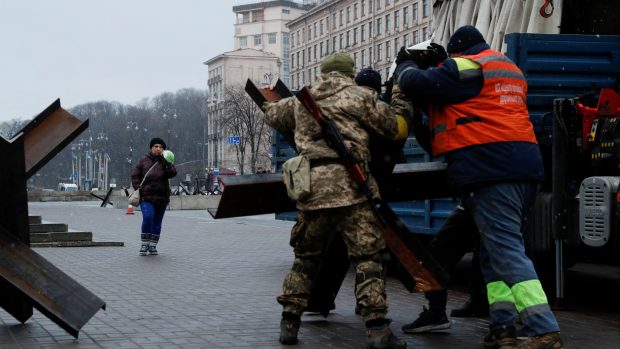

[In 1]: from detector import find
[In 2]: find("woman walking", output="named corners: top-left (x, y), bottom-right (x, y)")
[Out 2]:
top-left (131, 137), bottom-right (177, 255)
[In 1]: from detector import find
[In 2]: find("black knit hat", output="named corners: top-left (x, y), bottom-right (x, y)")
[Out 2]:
top-left (355, 68), bottom-right (382, 94)
top-left (149, 137), bottom-right (166, 150)
top-left (447, 25), bottom-right (486, 53)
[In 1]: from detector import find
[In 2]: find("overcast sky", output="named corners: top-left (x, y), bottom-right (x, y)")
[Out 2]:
top-left (0, 0), bottom-right (261, 123)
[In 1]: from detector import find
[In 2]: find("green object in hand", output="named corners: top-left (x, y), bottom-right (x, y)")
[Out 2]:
top-left (163, 150), bottom-right (175, 164)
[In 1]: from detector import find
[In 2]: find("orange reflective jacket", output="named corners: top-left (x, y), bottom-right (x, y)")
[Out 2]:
top-left (429, 49), bottom-right (537, 157)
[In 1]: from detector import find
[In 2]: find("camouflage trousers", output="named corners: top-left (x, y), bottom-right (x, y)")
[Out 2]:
top-left (277, 203), bottom-right (388, 322)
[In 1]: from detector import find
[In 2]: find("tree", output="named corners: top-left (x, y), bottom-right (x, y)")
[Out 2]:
top-left (222, 84), bottom-right (271, 174)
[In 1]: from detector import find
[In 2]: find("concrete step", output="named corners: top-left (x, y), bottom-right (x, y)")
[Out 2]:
top-left (31, 241), bottom-right (124, 248)
top-left (29, 223), bottom-right (68, 233)
top-left (29, 216), bottom-right (42, 224)
top-left (30, 231), bottom-right (93, 243)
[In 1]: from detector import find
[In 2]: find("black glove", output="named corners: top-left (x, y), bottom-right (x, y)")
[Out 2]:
top-left (395, 46), bottom-right (416, 65)
top-left (155, 155), bottom-right (165, 162)
top-left (427, 43), bottom-right (448, 67)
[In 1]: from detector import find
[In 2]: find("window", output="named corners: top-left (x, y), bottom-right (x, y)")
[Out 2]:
top-left (320, 42), bottom-right (324, 57)
top-left (377, 0), bottom-right (381, 10)
top-left (386, 40), bottom-right (391, 60)
top-left (302, 51), bottom-right (305, 67)
top-left (339, 33), bottom-right (344, 50)
top-left (346, 30), bottom-right (351, 47)
top-left (394, 37), bottom-right (399, 55)
top-left (369, 47), bottom-right (374, 64)
top-left (307, 26), bottom-right (311, 41)
top-left (353, 27), bottom-right (358, 45)
top-left (239, 36), bottom-right (247, 48)
top-left (346, 6), bottom-right (351, 23)
top-left (385, 0), bottom-right (390, 6)
top-left (332, 36), bottom-right (337, 52)
top-left (296, 52), bottom-right (300, 67)
top-left (339, 10), bottom-right (343, 26)
top-left (361, 24), bottom-right (366, 42)
top-left (394, 10), bottom-right (399, 30)
top-left (403, 33), bottom-right (409, 47)
top-left (413, 30), bottom-right (419, 44)
top-left (422, 0), bottom-right (429, 18)
top-left (403, 7), bottom-right (409, 26)
top-left (353, 52), bottom-right (358, 68)
top-left (314, 44), bottom-right (317, 60)
top-left (291, 53), bottom-right (294, 68)
top-left (385, 14), bottom-right (390, 34)
top-left (326, 39), bottom-right (330, 54)
top-left (308, 47), bottom-right (312, 63)
top-left (291, 34), bottom-right (295, 47)
top-left (377, 43), bottom-right (383, 62)
top-left (369, 21), bottom-right (373, 37)
top-left (268, 33), bottom-right (277, 44)
top-left (320, 19), bottom-right (324, 35)
top-left (326, 17), bottom-right (330, 30)
top-left (413, 2), bottom-right (418, 22)
top-left (422, 26), bottom-right (429, 40)
top-left (361, 49), bottom-right (366, 66)
top-left (282, 9), bottom-right (290, 14)
top-left (314, 22), bottom-right (318, 38)
top-left (354, 4), bottom-right (358, 20)
top-left (333, 13), bottom-right (337, 29)
top-left (376, 18), bottom-right (382, 35)
top-left (361, 0), bottom-right (366, 16)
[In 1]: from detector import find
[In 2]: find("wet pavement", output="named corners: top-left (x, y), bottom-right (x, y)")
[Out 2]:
top-left (0, 201), bottom-right (618, 349)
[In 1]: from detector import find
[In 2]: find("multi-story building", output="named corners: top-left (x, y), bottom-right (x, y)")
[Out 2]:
top-left (203, 1), bottom-right (316, 174)
top-left (203, 49), bottom-right (281, 172)
top-left (287, 0), bottom-right (432, 90)
top-left (233, 0), bottom-right (315, 85)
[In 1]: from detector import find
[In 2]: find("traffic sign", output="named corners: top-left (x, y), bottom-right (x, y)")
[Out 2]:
top-left (227, 135), bottom-right (240, 145)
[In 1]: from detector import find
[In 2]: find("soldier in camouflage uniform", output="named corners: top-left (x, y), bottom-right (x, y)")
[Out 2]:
top-left (264, 52), bottom-right (412, 349)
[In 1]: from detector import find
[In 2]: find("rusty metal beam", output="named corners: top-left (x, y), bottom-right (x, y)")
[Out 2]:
top-left (0, 226), bottom-right (106, 338)
top-left (13, 99), bottom-right (89, 179)
top-left (211, 162), bottom-right (452, 219)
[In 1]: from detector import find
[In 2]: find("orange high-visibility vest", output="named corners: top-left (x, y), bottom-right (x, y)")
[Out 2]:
top-left (429, 49), bottom-right (537, 157)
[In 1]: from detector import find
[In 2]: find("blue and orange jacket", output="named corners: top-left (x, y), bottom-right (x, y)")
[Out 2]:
top-left (395, 42), bottom-right (544, 189)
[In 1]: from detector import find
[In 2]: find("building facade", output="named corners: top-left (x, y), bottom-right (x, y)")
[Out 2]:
top-left (203, 48), bottom-right (281, 172)
top-left (287, 0), bottom-right (433, 90)
top-left (233, 0), bottom-right (315, 86)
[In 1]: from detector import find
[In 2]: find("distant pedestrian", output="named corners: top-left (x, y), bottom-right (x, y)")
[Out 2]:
top-left (131, 137), bottom-right (177, 256)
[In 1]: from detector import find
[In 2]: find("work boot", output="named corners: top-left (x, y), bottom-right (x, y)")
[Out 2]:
top-left (402, 306), bottom-right (450, 334)
top-left (450, 299), bottom-right (489, 318)
top-left (148, 244), bottom-right (158, 255)
top-left (515, 332), bottom-right (563, 349)
top-left (279, 315), bottom-right (301, 345)
top-left (139, 243), bottom-right (149, 256)
top-left (484, 326), bottom-right (517, 349)
top-left (366, 320), bottom-right (407, 349)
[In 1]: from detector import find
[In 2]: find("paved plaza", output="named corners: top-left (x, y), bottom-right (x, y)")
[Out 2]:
top-left (0, 201), bottom-right (618, 348)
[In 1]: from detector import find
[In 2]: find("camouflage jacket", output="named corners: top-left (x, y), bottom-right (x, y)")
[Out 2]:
top-left (265, 71), bottom-right (412, 211)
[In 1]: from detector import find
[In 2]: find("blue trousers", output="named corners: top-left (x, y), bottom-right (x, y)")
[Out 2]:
top-left (139, 200), bottom-right (168, 243)
top-left (460, 181), bottom-right (559, 336)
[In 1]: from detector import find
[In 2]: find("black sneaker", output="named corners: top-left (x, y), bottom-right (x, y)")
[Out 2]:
top-left (450, 299), bottom-right (489, 318)
top-left (402, 307), bottom-right (450, 334)
top-left (279, 318), bottom-right (300, 345)
top-left (366, 321), bottom-right (407, 349)
top-left (484, 326), bottom-right (517, 349)
top-left (139, 244), bottom-right (149, 256)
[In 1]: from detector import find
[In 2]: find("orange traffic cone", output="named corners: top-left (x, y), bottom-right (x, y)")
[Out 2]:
top-left (126, 204), bottom-right (134, 215)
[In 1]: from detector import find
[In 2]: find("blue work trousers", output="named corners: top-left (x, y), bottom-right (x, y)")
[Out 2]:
top-left (460, 181), bottom-right (560, 336)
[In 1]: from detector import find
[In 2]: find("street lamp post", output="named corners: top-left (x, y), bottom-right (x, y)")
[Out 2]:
top-left (162, 108), bottom-right (177, 148)
top-left (126, 121), bottom-right (139, 188)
